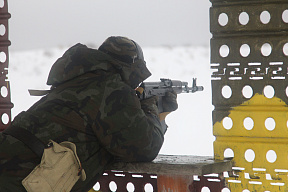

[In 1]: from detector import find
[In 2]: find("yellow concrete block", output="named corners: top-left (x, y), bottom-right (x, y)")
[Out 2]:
top-left (214, 94), bottom-right (288, 191)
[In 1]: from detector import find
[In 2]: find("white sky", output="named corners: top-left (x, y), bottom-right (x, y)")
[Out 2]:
top-left (8, 0), bottom-right (212, 51)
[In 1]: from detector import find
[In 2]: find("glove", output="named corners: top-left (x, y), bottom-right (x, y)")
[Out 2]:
top-left (162, 91), bottom-right (178, 112)
top-left (140, 96), bottom-right (159, 117)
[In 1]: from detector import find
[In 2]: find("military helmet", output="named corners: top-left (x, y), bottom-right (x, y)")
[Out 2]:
top-left (98, 36), bottom-right (144, 64)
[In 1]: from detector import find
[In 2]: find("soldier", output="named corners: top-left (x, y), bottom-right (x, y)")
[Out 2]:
top-left (0, 36), bottom-right (178, 192)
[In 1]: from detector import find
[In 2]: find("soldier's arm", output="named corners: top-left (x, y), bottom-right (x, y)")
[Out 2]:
top-left (96, 84), bottom-right (164, 162)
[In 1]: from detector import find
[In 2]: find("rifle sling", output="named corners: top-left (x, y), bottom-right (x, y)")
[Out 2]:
top-left (3, 126), bottom-right (45, 158)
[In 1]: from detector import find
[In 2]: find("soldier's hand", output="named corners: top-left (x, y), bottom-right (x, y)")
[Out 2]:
top-left (140, 96), bottom-right (159, 116)
top-left (162, 91), bottom-right (178, 112)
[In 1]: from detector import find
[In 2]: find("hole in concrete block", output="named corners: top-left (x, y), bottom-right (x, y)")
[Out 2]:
top-left (201, 186), bottom-right (211, 192)
top-left (218, 13), bottom-right (228, 26)
top-left (239, 12), bottom-right (249, 25)
top-left (240, 44), bottom-right (250, 57)
top-left (260, 11), bottom-right (271, 24)
top-left (223, 117), bottom-right (233, 130)
top-left (93, 182), bottom-right (100, 191)
top-left (263, 85), bottom-right (274, 98)
top-left (1, 113), bottom-right (9, 125)
top-left (109, 181), bottom-right (117, 191)
top-left (1, 86), bottom-right (8, 98)
top-left (222, 85), bottom-right (232, 99)
top-left (265, 117), bottom-right (276, 131)
top-left (222, 188), bottom-right (231, 192)
top-left (0, 24), bottom-right (5, 36)
top-left (244, 117), bottom-right (254, 130)
top-left (219, 45), bottom-right (229, 57)
top-left (261, 43), bottom-right (272, 56)
top-left (127, 182), bottom-right (135, 192)
top-left (282, 9), bottom-right (288, 23)
top-left (224, 148), bottom-right (234, 158)
top-left (245, 149), bottom-right (255, 162)
top-left (144, 183), bottom-right (153, 192)
top-left (242, 85), bottom-right (253, 99)
top-left (283, 43), bottom-right (288, 56)
top-left (266, 150), bottom-right (277, 163)
top-left (0, 51), bottom-right (6, 63)
top-left (0, 0), bottom-right (4, 8)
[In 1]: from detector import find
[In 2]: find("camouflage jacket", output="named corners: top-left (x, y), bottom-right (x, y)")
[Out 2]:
top-left (6, 44), bottom-right (164, 191)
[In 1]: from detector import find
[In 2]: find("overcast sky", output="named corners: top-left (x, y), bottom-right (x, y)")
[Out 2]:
top-left (8, 1), bottom-right (211, 51)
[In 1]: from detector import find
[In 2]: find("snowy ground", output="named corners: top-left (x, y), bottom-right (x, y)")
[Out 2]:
top-left (8, 45), bottom-right (214, 156)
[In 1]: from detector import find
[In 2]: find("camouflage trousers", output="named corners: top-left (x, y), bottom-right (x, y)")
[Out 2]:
top-left (0, 132), bottom-right (39, 192)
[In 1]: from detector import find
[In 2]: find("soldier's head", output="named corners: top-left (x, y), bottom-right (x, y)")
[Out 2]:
top-left (99, 36), bottom-right (151, 89)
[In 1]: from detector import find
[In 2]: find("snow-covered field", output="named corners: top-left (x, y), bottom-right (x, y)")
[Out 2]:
top-left (8, 45), bottom-right (214, 156)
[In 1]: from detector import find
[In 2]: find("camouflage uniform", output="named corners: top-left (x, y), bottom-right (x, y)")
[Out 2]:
top-left (0, 38), bottom-right (165, 192)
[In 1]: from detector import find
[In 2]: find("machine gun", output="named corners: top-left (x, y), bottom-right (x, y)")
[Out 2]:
top-left (137, 78), bottom-right (204, 132)
top-left (138, 78), bottom-right (203, 101)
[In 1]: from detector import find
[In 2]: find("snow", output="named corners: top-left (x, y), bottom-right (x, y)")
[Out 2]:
top-left (8, 45), bottom-right (214, 156)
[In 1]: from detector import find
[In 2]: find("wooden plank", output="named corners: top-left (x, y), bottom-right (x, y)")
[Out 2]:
top-left (109, 154), bottom-right (232, 176)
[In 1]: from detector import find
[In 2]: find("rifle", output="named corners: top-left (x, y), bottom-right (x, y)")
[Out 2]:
top-left (137, 78), bottom-right (204, 132)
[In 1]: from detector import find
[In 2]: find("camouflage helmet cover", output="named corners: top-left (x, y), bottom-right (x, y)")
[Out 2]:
top-left (99, 36), bottom-right (151, 89)
top-left (98, 36), bottom-right (144, 64)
